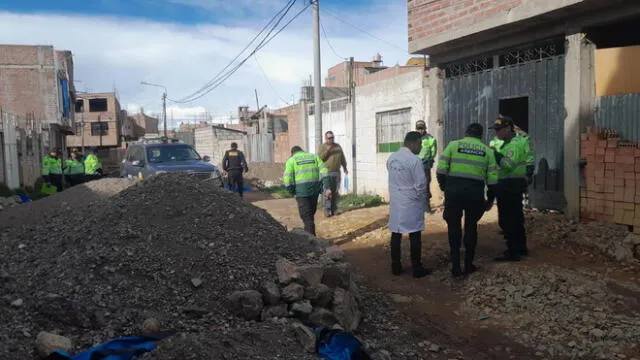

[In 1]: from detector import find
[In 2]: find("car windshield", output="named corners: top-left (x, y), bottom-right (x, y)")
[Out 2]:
top-left (146, 145), bottom-right (201, 163)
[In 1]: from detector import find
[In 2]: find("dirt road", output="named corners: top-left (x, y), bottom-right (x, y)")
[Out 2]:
top-left (251, 195), bottom-right (640, 360)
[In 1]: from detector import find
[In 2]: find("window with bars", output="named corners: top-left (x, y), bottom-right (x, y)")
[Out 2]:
top-left (91, 122), bottom-right (109, 136)
top-left (376, 108), bottom-right (411, 153)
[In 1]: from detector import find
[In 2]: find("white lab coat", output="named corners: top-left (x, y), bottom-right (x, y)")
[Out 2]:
top-left (387, 147), bottom-right (427, 234)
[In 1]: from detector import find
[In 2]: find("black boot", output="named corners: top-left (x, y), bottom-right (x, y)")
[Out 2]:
top-left (494, 251), bottom-right (520, 262)
top-left (410, 233), bottom-right (430, 278)
top-left (464, 249), bottom-right (477, 275)
top-left (451, 249), bottom-right (462, 278)
top-left (390, 234), bottom-right (403, 276)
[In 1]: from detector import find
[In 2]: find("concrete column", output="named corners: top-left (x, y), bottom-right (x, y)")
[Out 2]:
top-left (427, 67), bottom-right (445, 206)
top-left (564, 33), bottom-right (595, 219)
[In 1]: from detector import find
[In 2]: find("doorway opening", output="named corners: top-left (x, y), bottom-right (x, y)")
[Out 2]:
top-left (499, 97), bottom-right (529, 132)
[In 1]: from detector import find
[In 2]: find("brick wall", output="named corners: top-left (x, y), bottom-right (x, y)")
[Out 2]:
top-left (67, 93), bottom-right (122, 147)
top-left (272, 103), bottom-right (302, 156)
top-left (408, 0), bottom-right (524, 44)
top-left (194, 127), bottom-right (245, 169)
top-left (580, 128), bottom-right (640, 229)
top-left (0, 45), bottom-right (60, 123)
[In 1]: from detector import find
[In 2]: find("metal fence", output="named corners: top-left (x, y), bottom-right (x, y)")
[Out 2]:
top-left (243, 133), bottom-right (273, 163)
top-left (595, 93), bottom-right (640, 142)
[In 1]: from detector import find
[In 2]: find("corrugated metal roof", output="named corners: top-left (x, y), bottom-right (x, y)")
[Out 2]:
top-left (595, 93), bottom-right (640, 142)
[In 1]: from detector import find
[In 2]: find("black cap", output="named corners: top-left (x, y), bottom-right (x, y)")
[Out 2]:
top-left (489, 115), bottom-right (514, 130)
top-left (415, 120), bottom-right (426, 130)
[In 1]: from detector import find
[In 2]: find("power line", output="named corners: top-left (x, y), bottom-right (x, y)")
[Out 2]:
top-left (172, 0), bottom-right (307, 104)
top-left (171, 0), bottom-right (297, 103)
top-left (320, 9), bottom-right (408, 53)
top-left (253, 55), bottom-right (289, 105)
top-left (320, 20), bottom-right (346, 60)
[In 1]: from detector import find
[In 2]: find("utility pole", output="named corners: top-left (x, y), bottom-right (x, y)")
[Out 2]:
top-left (349, 56), bottom-right (357, 194)
top-left (313, 0), bottom-right (322, 148)
top-left (162, 92), bottom-right (167, 137)
top-left (80, 111), bottom-right (85, 154)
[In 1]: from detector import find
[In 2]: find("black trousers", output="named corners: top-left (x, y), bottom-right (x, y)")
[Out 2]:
top-left (323, 173), bottom-right (340, 216)
top-left (443, 193), bottom-right (484, 269)
top-left (296, 195), bottom-right (319, 236)
top-left (390, 231), bottom-right (422, 266)
top-left (423, 162), bottom-right (433, 200)
top-left (47, 174), bottom-right (63, 192)
top-left (497, 190), bottom-right (527, 256)
top-left (228, 170), bottom-right (244, 197)
top-left (65, 174), bottom-right (84, 187)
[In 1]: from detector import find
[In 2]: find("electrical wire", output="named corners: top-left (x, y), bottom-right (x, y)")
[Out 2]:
top-left (253, 55), bottom-right (289, 105)
top-left (320, 8), bottom-right (408, 53)
top-left (172, 0), bottom-right (306, 103)
top-left (171, 0), bottom-right (296, 103)
top-left (320, 20), bottom-right (346, 60)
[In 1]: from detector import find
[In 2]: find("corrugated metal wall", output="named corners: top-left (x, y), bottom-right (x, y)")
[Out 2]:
top-left (443, 55), bottom-right (566, 210)
top-left (243, 133), bottom-right (273, 163)
top-left (595, 93), bottom-right (640, 142)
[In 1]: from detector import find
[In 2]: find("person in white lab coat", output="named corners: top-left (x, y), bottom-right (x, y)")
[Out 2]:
top-left (387, 131), bottom-right (431, 278)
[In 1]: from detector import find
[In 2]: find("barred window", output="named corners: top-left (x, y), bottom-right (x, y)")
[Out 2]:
top-left (376, 108), bottom-right (411, 153)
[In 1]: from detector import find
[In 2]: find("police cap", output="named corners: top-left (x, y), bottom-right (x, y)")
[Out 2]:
top-left (489, 115), bottom-right (514, 130)
top-left (415, 120), bottom-right (426, 130)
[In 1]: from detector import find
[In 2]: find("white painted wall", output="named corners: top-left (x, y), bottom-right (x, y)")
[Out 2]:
top-left (308, 99), bottom-right (354, 193)
top-left (354, 69), bottom-right (428, 200)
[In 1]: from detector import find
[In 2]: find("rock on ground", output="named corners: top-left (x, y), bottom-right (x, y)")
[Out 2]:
top-left (35, 332), bottom-right (73, 358)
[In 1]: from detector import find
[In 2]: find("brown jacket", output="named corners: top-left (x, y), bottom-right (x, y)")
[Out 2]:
top-left (317, 143), bottom-right (347, 173)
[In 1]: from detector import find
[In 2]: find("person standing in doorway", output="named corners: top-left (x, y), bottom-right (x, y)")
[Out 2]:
top-left (437, 123), bottom-right (497, 278)
top-left (222, 142), bottom-right (249, 198)
top-left (415, 120), bottom-right (437, 213)
top-left (284, 146), bottom-right (330, 236)
top-left (387, 131), bottom-right (431, 278)
top-left (317, 131), bottom-right (348, 217)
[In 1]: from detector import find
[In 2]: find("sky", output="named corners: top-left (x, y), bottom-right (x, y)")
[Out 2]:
top-left (0, 0), bottom-right (410, 127)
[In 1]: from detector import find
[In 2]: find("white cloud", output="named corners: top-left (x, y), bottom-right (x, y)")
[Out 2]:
top-left (0, 3), bottom-right (408, 120)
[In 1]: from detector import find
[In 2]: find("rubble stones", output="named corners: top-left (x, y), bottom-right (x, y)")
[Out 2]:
top-left (333, 288), bottom-right (361, 332)
top-left (276, 259), bottom-right (300, 284)
top-left (142, 318), bottom-right (162, 334)
top-left (309, 308), bottom-right (339, 328)
top-left (35, 332), bottom-right (73, 358)
top-left (226, 290), bottom-right (264, 321)
top-left (293, 323), bottom-right (316, 353)
top-left (305, 284), bottom-right (333, 308)
top-left (282, 283), bottom-right (305, 303)
top-left (261, 304), bottom-right (288, 321)
top-left (321, 245), bottom-right (344, 262)
top-left (322, 263), bottom-right (352, 289)
top-left (291, 300), bottom-right (313, 317)
top-left (297, 264), bottom-right (325, 286)
top-left (260, 281), bottom-right (281, 305)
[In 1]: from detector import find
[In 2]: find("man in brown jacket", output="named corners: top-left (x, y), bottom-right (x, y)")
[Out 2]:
top-left (317, 131), bottom-right (348, 217)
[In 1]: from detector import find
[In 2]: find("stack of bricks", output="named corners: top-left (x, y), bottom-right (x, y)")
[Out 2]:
top-left (580, 128), bottom-right (640, 229)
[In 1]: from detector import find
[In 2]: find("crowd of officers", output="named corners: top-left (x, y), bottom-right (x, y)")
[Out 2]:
top-left (436, 115), bottom-right (534, 278)
top-left (40, 148), bottom-right (103, 195)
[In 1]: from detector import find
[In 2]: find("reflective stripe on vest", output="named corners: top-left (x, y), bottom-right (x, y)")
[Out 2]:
top-left (437, 137), bottom-right (498, 185)
top-left (497, 138), bottom-right (527, 180)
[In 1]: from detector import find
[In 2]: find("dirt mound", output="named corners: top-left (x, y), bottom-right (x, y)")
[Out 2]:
top-left (0, 178), bottom-right (135, 231)
top-left (0, 173), bottom-right (319, 358)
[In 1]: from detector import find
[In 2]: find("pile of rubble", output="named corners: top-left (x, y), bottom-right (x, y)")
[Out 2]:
top-left (0, 195), bottom-right (19, 211)
top-left (461, 264), bottom-right (640, 359)
top-left (0, 174), bottom-right (340, 358)
top-left (526, 212), bottom-right (640, 263)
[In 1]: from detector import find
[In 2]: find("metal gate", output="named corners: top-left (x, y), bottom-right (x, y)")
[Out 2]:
top-left (443, 51), bottom-right (566, 210)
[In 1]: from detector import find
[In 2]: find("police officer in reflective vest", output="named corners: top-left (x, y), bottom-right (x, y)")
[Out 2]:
top-left (437, 123), bottom-right (498, 277)
top-left (488, 116), bottom-right (533, 261)
top-left (283, 146), bottom-right (330, 236)
top-left (415, 120), bottom-right (437, 213)
top-left (223, 142), bottom-right (249, 198)
top-left (42, 149), bottom-right (63, 192)
top-left (64, 151), bottom-right (85, 187)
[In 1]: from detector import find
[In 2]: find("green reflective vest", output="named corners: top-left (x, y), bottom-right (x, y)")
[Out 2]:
top-left (40, 183), bottom-right (57, 195)
top-left (65, 159), bottom-right (84, 175)
top-left (283, 151), bottom-right (329, 197)
top-left (42, 156), bottom-right (63, 175)
top-left (437, 137), bottom-right (498, 185)
top-left (495, 137), bottom-right (528, 180)
top-left (418, 134), bottom-right (437, 162)
top-left (84, 154), bottom-right (102, 175)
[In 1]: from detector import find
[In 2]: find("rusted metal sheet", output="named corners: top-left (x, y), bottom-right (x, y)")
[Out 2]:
top-left (443, 55), bottom-right (566, 210)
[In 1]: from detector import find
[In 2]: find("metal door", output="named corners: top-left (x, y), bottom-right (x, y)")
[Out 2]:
top-left (443, 55), bottom-right (566, 210)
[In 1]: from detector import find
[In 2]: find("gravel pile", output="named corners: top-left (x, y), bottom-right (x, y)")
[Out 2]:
top-left (0, 173), bottom-right (322, 358)
top-left (461, 264), bottom-right (640, 359)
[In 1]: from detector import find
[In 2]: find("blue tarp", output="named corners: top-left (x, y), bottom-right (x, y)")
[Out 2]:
top-left (60, 79), bottom-right (70, 120)
top-left (45, 332), bottom-right (173, 360)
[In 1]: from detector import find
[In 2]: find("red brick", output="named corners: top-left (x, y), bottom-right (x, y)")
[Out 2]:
top-left (607, 139), bottom-right (619, 148)
top-left (618, 155), bottom-right (635, 165)
top-left (618, 148), bottom-right (635, 156)
top-left (595, 147), bottom-right (606, 156)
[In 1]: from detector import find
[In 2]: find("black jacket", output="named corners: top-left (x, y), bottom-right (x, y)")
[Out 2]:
top-left (223, 149), bottom-right (248, 172)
